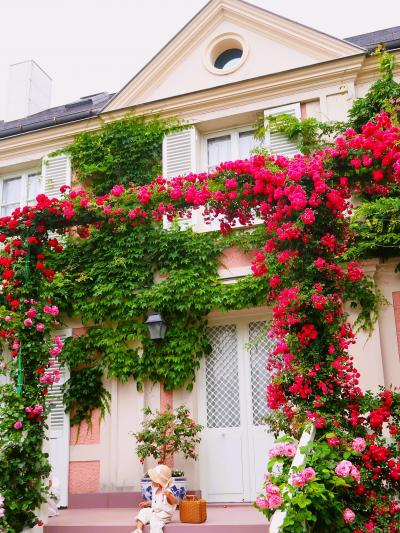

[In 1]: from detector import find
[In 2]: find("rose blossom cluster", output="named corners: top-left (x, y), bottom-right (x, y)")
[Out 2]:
top-left (335, 460), bottom-right (360, 482)
top-left (290, 467), bottom-right (316, 487)
top-left (0, 113), bottom-right (399, 530)
top-left (256, 482), bottom-right (283, 510)
top-left (268, 442), bottom-right (297, 458)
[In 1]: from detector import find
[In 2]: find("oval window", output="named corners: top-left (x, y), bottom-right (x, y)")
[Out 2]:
top-left (214, 48), bottom-right (243, 70)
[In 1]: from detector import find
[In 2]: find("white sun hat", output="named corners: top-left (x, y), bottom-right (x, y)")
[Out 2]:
top-left (148, 465), bottom-right (172, 488)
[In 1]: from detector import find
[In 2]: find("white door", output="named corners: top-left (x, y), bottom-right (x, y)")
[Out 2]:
top-left (198, 318), bottom-right (276, 502)
top-left (47, 330), bottom-right (71, 507)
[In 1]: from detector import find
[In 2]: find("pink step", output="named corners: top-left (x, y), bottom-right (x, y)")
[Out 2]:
top-left (44, 505), bottom-right (268, 533)
top-left (68, 492), bottom-right (201, 509)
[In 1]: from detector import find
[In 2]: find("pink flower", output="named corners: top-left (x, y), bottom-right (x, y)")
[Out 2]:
top-left (111, 184), bottom-right (124, 197)
top-left (26, 307), bottom-right (37, 318)
top-left (301, 208), bottom-right (315, 225)
top-left (291, 467), bottom-right (316, 486)
top-left (13, 421), bottom-right (23, 430)
top-left (0, 507), bottom-right (4, 518)
top-left (43, 305), bottom-right (59, 317)
top-left (256, 496), bottom-right (269, 509)
top-left (36, 323), bottom-right (45, 332)
top-left (266, 484), bottom-right (280, 496)
top-left (335, 460), bottom-right (359, 480)
top-left (301, 467), bottom-right (316, 482)
top-left (4, 316), bottom-right (11, 322)
top-left (268, 442), bottom-right (297, 458)
top-left (352, 437), bottom-right (366, 453)
top-left (23, 318), bottom-right (33, 327)
top-left (268, 494), bottom-right (283, 509)
top-left (335, 460), bottom-right (353, 477)
top-left (343, 508), bottom-right (355, 523)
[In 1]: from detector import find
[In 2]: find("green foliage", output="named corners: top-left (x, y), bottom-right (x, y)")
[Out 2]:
top-left (133, 405), bottom-right (203, 464)
top-left (348, 49), bottom-right (400, 131)
top-left (255, 113), bottom-right (346, 155)
top-left (0, 385), bottom-right (50, 532)
top-left (59, 114), bottom-right (182, 194)
top-left (346, 196), bottom-right (400, 264)
top-left (51, 223), bottom-right (276, 424)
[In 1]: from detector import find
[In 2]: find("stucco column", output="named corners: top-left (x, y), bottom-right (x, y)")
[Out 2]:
top-left (160, 382), bottom-right (174, 468)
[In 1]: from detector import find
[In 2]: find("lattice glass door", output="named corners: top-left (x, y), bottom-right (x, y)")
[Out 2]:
top-left (200, 324), bottom-right (250, 501)
top-left (198, 317), bottom-right (276, 502)
top-left (247, 321), bottom-right (276, 499)
top-left (48, 330), bottom-right (71, 507)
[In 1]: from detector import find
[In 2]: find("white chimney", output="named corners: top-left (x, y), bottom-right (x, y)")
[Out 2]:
top-left (5, 60), bottom-right (52, 122)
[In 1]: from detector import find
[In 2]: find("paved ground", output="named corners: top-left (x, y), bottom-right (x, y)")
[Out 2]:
top-left (45, 505), bottom-right (269, 532)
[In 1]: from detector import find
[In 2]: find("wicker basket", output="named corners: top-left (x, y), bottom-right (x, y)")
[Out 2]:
top-left (179, 495), bottom-right (207, 523)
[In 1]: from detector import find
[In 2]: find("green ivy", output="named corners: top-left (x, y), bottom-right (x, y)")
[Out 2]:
top-left (58, 114), bottom-right (183, 195)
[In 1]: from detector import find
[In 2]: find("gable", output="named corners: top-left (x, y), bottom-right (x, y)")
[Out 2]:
top-left (104, 0), bottom-right (362, 112)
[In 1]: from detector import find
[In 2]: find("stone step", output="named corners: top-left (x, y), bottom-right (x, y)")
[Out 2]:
top-left (68, 492), bottom-right (201, 509)
top-left (44, 506), bottom-right (268, 533)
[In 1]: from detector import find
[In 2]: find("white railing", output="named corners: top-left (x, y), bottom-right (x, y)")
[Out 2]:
top-left (269, 424), bottom-right (316, 533)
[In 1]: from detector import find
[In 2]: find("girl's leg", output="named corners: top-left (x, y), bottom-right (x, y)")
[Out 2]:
top-left (149, 514), bottom-right (167, 533)
top-left (133, 508), bottom-right (152, 532)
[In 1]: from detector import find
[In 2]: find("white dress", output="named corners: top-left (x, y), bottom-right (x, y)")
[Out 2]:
top-left (135, 487), bottom-right (177, 532)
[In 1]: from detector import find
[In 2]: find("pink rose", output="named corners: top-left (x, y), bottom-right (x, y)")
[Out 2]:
top-left (268, 494), bottom-right (283, 509)
top-left (111, 184), bottom-right (124, 197)
top-left (291, 467), bottom-right (316, 486)
top-left (301, 467), bottom-right (316, 482)
top-left (291, 472), bottom-right (306, 487)
top-left (335, 460), bottom-right (353, 478)
top-left (256, 496), bottom-right (269, 509)
top-left (13, 421), bottom-right (23, 430)
top-left (23, 318), bottom-right (33, 327)
top-left (26, 307), bottom-right (37, 318)
top-left (265, 483), bottom-right (280, 495)
top-left (343, 508), bottom-right (355, 523)
top-left (0, 507), bottom-right (4, 518)
top-left (350, 465), bottom-right (360, 482)
top-left (352, 437), bottom-right (366, 453)
top-left (36, 323), bottom-right (45, 332)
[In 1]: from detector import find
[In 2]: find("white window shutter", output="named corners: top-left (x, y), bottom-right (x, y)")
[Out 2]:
top-left (162, 127), bottom-right (198, 229)
top-left (47, 328), bottom-right (71, 508)
top-left (162, 127), bottom-right (197, 179)
top-left (264, 103), bottom-right (301, 157)
top-left (42, 154), bottom-right (72, 199)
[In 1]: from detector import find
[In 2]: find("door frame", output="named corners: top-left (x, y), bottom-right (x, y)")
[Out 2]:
top-left (48, 328), bottom-right (71, 507)
top-left (197, 306), bottom-right (272, 502)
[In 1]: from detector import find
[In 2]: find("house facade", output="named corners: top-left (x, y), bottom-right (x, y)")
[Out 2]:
top-left (1, 0), bottom-right (400, 509)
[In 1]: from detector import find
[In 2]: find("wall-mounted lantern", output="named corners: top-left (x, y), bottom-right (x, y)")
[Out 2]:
top-left (144, 312), bottom-right (167, 341)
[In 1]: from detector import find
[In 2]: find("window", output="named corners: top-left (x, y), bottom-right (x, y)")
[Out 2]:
top-left (206, 127), bottom-right (262, 171)
top-left (204, 33), bottom-right (248, 75)
top-left (0, 171), bottom-right (41, 216)
top-left (214, 48), bottom-right (243, 70)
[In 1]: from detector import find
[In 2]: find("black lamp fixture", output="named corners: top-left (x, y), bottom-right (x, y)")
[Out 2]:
top-left (144, 312), bottom-right (167, 341)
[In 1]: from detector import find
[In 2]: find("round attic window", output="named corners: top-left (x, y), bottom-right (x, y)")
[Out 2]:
top-left (214, 48), bottom-right (243, 70)
top-left (204, 33), bottom-right (248, 75)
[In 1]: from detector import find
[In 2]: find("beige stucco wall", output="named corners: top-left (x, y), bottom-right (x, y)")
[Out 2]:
top-left (141, 18), bottom-right (323, 105)
top-left (65, 250), bottom-right (400, 493)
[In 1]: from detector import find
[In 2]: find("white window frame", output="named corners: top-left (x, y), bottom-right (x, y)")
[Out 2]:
top-left (202, 125), bottom-right (261, 172)
top-left (0, 168), bottom-right (42, 216)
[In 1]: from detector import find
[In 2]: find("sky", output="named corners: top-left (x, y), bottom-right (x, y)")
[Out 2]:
top-left (0, 0), bottom-right (399, 121)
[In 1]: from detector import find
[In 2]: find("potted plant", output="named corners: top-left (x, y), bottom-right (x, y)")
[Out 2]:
top-left (133, 405), bottom-right (203, 501)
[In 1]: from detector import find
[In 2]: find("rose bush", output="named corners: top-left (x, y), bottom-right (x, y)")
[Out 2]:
top-left (0, 111), bottom-right (399, 531)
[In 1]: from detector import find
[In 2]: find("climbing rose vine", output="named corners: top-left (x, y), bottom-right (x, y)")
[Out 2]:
top-left (0, 112), bottom-right (399, 531)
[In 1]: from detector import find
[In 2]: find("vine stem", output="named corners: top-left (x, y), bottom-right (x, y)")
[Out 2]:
top-left (16, 242), bottom-right (31, 395)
